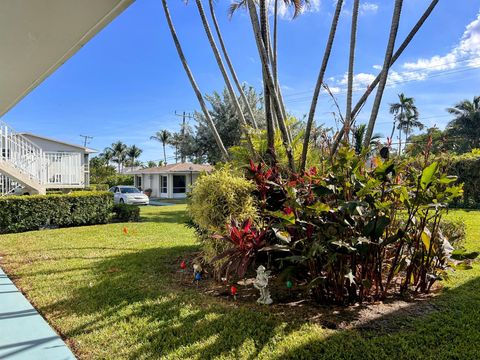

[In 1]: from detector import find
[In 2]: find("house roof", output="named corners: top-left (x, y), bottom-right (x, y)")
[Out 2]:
top-left (130, 163), bottom-right (213, 174)
top-left (20, 133), bottom-right (97, 153)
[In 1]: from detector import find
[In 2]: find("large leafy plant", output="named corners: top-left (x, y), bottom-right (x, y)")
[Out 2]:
top-left (207, 146), bottom-right (464, 303)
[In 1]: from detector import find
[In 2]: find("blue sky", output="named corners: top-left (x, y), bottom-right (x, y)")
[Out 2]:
top-left (2, 0), bottom-right (480, 163)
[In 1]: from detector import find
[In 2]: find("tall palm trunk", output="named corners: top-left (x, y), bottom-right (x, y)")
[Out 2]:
top-left (300, 0), bottom-right (343, 172)
top-left (332, 0), bottom-right (438, 154)
top-left (161, 0), bottom-right (229, 161)
top-left (344, 0), bottom-right (360, 142)
top-left (163, 142), bottom-right (167, 164)
top-left (208, 0), bottom-right (258, 129)
top-left (247, 0), bottom-right (294, 170)
top-left (363, 0), bottom-right (403, 148)
top-left (397, 108), bottom-right (403, 155)
top-left (260, 0), bottom-right (275, 161)
top-left (195, 0), bottom-right (255, 155)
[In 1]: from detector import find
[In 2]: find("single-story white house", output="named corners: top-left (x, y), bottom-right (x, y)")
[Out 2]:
top-left (130, 163), bottom-right (212, 199)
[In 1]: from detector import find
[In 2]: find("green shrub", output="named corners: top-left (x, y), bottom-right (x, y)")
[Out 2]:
top-left (449, 151), bottom-right (480, 208)
top-left (103, 175), bottom-right (134, 188)
top-left (112, 203), bottom-right (141, 222)
top-left (0, 191), bottom-right (113, 234)
top-left (188, 167), bottom-right (257, 232)
top-left (188, 167), bottom-right (258, 266)
top-left (89, 184), bottom-right (109, 191)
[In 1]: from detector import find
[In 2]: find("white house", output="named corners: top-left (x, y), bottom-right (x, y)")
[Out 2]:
top-left (131, 163), bottom-right (213, 199)
top-left (0, 122), bottom-right (96, 196)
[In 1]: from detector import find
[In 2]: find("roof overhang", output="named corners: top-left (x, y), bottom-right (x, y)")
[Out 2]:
top-left (0, 0), bottom-right (134, 117)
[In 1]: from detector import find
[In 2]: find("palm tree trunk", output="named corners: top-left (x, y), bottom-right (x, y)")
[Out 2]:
top-left (161, 0), bottom-right (229, 161)
top-left (195, 0), bottom-right (255, 155)
top-left (163, 143), bottom-right (167, 164)
top-left (398, 130), bottom-right (402, 156)
top-left (300, 0), bottom-right (343, 172)
top-left (344, 0), bottom-right (360, 142)
top-left (247, 0), bottom-right (295, 169)
top-left (332, 0), bottom-right (438, 154)
top-left (208, 0), bottom-right (258, 129)
top-left (363, 0), bottom-right (403, 148)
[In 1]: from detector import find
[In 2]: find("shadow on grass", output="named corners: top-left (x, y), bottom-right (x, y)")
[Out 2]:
top-left (40, 242), bottom-right (480, 358)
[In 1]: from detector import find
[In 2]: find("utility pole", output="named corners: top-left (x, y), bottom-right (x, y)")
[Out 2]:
top-left (80, 135), bottom-right (93, 147)
top-left (174, 111), bottom-right (196, 163)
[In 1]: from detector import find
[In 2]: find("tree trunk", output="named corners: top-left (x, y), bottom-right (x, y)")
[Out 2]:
top-left (363, 0), bottom-right (403, 148)
top-left (163, 143), bottom-right (167, 164)
top-left (247, 0), bottom-right (294, 170)
top-left (195, 0), bottom-right (255, 156)
top-left (161, 0), bottom-right (229, 161)
top-left (332, 0), bottom-right (438, 154)
top-left (344, 0), bottom-right (360, 142)
top-left (208, 0), bottom-right (258, 129)
top-left (300, 0), bottom-right (343, 172)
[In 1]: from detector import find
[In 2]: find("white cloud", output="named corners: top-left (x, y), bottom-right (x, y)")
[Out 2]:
top-left (272, 0), bottom-right (321, 19)
top-left (403, 11), bottom-right (480, 72)
top-left (360, 2), bottom-right (379, 15)
top-left (339, 72), bottom-right (376, 89)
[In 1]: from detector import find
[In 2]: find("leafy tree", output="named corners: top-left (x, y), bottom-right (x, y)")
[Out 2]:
top-left (405, 127), bottom-right (448, 156)
top-left (146, 160), bottom-right (159, 168)
top-left (150, 130), bottom-right (171, 164)
top-left (194, 87), bottom-right (264, 163)
top-left (446, 96), bottom-right (480, 152)
top-left (89, 156), bottom-right (116, 185)
top-left (352, 124), bottom-right (382, 155)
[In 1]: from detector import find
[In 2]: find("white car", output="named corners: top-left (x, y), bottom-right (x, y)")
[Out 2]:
top-left (109, 186), bottom-right (149, 205)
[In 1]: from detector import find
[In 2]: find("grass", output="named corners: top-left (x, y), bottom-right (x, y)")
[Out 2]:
top-left (0, 206), bottom-right (479, 359)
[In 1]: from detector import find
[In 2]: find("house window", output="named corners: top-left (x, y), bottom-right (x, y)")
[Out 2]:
top-left (137, 176), bottom-right (142, 189)
top-left (161, 176), bottom-right (168, 193)
top-left (172, 175), bottom-right (186, 193)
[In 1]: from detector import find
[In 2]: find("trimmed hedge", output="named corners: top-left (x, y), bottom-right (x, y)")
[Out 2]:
top-left (0, 191), bottom-right (113, 234)
top-left (112, 203), bottom-right (141, 222)
top-left (449, 151), bottom-right (480, 208)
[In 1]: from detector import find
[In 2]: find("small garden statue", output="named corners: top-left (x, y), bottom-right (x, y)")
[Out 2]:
top-left (254, 265), bottom-right (273, 305)
top-left (193, 263), bottom-right (202, 286)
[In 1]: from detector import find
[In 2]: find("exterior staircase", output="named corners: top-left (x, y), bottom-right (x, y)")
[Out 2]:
top-left (0, 121), bottom-right (46, 196)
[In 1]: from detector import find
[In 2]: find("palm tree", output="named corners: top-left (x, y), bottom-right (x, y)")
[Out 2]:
top-left (389, 93), bottom-right (419, 154)
top-left (446, 96), bottom-right (480, 150)
top-left (398, 112), bottom-right (424, 153)
top-left (344, 0), bottom-right (360, 142)
top-left (363, 0), bottom-right (404, 148)
top-left (99, 148), bottom-right (114, 168)
top-left (352, 124), bottom-right (382, 155)
top-left (108, 141), bottom-right (128, 173)
top-left (208, 0), bottom-right (257, 129)
top-left (246, 0), bottom-right (294, 169)
top-left (194, 0), bottom-right (254, 154)
top-left (127, 145), bottom-right (143, 171)
top-left (332, 0), bottom-right (439, 154)
top-left (300, 0), bottom-right (343, 171)
top-left (160, 0), bottom-right (229, 161)
top-left (150, 130), bottom-right (171, 164)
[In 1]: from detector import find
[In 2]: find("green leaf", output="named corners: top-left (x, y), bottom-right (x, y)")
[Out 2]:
top-left (420, 162), bottom-right (438, 190)
top-left (307, 202), bottom-right (330, 214)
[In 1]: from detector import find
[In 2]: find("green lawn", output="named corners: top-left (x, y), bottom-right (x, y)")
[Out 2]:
top-left (0, 206), bottom-right (479, 359)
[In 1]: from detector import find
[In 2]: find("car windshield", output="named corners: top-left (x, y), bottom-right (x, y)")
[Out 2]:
top-left (120, 187), bottom-right (141, 194)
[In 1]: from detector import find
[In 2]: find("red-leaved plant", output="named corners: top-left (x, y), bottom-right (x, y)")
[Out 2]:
top-left (213, 219), bottom-right (266, 279)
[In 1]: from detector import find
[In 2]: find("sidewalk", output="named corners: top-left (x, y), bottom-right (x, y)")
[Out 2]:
top-left (0, 267), bottom-right (75, 359)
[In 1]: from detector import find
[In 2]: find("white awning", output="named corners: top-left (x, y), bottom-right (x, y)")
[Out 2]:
top-left (0, 0), bottom-right (134, 117)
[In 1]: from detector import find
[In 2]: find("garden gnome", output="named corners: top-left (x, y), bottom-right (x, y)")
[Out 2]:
top-left (254, 265), bottom-right (273, 305)
top-left (193, 263), bottom-right (202, 284)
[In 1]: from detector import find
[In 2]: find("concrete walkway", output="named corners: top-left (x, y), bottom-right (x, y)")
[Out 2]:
top-left (0, 267), bottom-right (75, 359)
